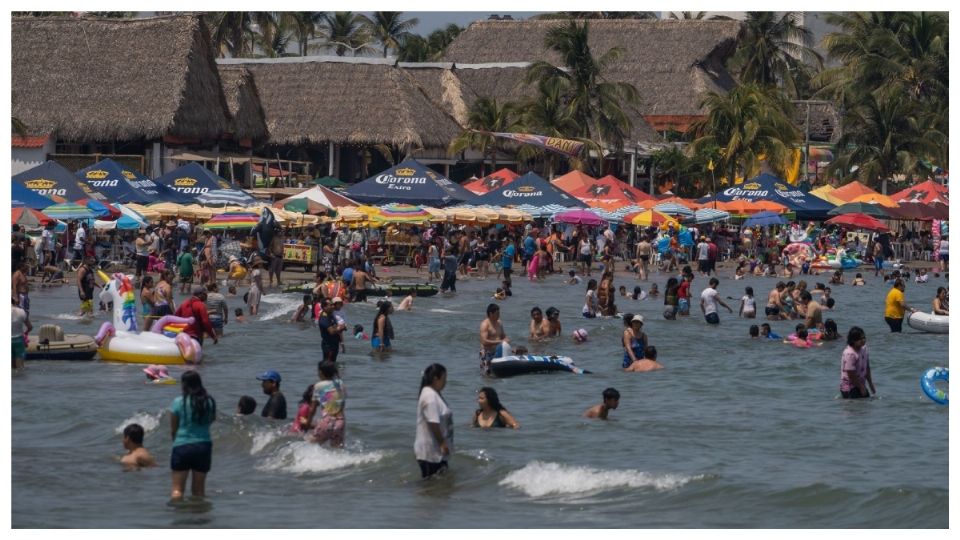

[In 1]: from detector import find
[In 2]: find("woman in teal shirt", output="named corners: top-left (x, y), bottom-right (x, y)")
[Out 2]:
top-left (169, 370), bottom-right (216, 501)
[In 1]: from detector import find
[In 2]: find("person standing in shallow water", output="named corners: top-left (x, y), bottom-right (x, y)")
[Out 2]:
top-left (169, 370), bottom-right (216, 501)
top-left (415, 363), bottom-right (453, 478)
top-left (840, 326), bottom-right (875, 399)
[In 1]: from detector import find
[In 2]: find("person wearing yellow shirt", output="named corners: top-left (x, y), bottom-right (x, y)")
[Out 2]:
top-left (884, 278), bottom-right (917, 333)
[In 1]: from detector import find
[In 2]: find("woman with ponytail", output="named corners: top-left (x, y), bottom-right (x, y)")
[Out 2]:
top-left (169, 370), bottom-right (216, 500)
top-left (414, 363), bottom-right (452, 478)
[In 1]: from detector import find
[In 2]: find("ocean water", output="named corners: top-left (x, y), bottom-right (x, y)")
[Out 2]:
top-left (11, 268), bottom-right (949, 528)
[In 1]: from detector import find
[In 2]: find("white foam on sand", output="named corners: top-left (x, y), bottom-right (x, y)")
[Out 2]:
top-left (115, 411), bottom-right (161, 434)
top-left (256, 294), bottom-right (303, 321)
top-left (500, 461), bottom-right (702, 498)
top-left (256, 441), bottom-right (386, 474)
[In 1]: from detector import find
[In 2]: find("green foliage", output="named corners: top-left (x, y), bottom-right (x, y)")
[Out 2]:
top-left (362, 11), bottom-right (419, 58)
top-left (448, 98), bottom-right (521, 175)
top-left (728, 12), bottom-right (823, 98)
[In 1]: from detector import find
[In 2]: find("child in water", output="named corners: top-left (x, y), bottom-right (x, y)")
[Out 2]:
top-left (821, 319), bottom-right (840, 340)
top-left (760, 323), bottom-right (781, 340)
top-left (567, 269), bottom-right (582, 285)
top-left (353, 324), bottom-right (368, 340)
top-left (493, 288), bottom-right (506, 300)
top-left (749, 325), bottom-right (760, 339)
top-left (739, 286), bottom-right (756, 319)
top-left (120, 423), bottom-right (156, 470)
top-left (647, 283), bottom-right (659, 298)
top-left (291, 294), bottom-right (313, 322)
top-left (291, 385), bottom-right (316, 434)
top-left (236, 395), bottom-right (256, 415)
top-left (234, 308), bottom-right (246, 323)
top-left (852, 273), bottom-right (866, 286)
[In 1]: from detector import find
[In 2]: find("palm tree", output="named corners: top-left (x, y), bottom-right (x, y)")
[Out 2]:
top-left (690, 84), bottom-right (801, 184)
top-left (426, 24), bottom-right (463, 55)
top-left (204, 12), bottom-right (278, 57)
top-left (257, 16), bottom-right (296, 58)
top-left (12, 117), bottom-right (28, 138)
top-left (397, 34), bottom-right (431, 62)
top-left (524, 20), bottom-right (640, 174)
top-left (728, 12), bottom-right (823, 98)
top-left (667, 12), bottom-right (733, 20)
top-left (320, 12), bottom-right (374, 56)
top-left (448, 98), bottom-right (519, 177)
top-left (515, 77), bottom-right (583, 175)
top-left (363, 11), bottom-right (419, 57)
top-left (279, 12), bottom-right (325, 56)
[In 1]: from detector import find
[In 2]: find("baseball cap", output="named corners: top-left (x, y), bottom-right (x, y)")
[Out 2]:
top-left (191, 284), bottom-right (206, 295)
top-left (632, 315), bottom-right (645, 324)
top-left (256, 370), bottom-right (281, 383)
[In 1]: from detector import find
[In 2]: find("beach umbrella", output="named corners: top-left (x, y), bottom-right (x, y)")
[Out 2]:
top-left (653, 202), bottom-right (694, 217)
top-left (123, 203), bottom-right (162, 222)
top-left (889, 179), bottom-right (949, 205)
top-left (885, 201), bottom-right (949, 221)
top-left (369, 203), bottom-right (439, 225)
top-left (12, 182), bottom-right (58, 209)
top-left (76, 198), bottom-right (122, 220)
top-left (311, 176), bottom-right (348, 189)
top-left (553, 208), bottom-right (606, 226)
top-left (197, 188), bottom-right (258, 206)
top-left (809, 185), bottom-right (846, 206)
top-left (42, 202), bottom-right (96, 220)
top-left (743, 211), bottom-right (787, 227)
top-left (12, 207), bottom-right (53, 228)
top-left (202, 211), bottom-right (261, 230)
top-left (463, 168), bottom-right (520, 195)
top-left (830, 180), bottom-right (881, 203)
top-left (850, 193), bottom-right (899, 208)
top-left (825, 213), bottom-right (890, 232)
top-left (827, 202), bottom-right (891, 219)
top-left (623, 210), bottom-right (678, 227)
top-left (283, 198), bottom-right (330, 215)
top-left (691, 208), bottom-right (730, 224)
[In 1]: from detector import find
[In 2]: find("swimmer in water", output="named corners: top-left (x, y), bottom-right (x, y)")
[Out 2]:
top-left (567, 269), bottom-right (582, 285)
top-left (852, 273), bottom-right (866, 286)
top-left (291, 294), bottom-right (313, 323)
top-left (647, 283), bottom-right (659, 298)
top-left (545, 307), bottom-right (561, 337)
top-left (234, 308), bottom-right (246, 323)
top-left (749, 325), bottom-right (760, 339)
top-left (760, 323), bottom-right (781, 340)
top-left (236, 395), bottom-right (256, 415)
top-left (623, 345), bottom-right (664, 372)
top-left (472, 387), bottom-right (520, 429)
top-left (822, 319), bottom-right (840, 341)
top-left (397, 294), bottom-right (414, 311)
top-left (493, 288), bottom-right (506, 300)
top-left (120, 423), bottom-right (156, 470)
top-left (529, 306), bottom-right (549, 342)
top-left (584, 388), bottom-right (620, 419)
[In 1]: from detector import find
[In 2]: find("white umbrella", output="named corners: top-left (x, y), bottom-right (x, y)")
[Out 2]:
top-left (197, 189), bottom-right (257, 206)
top-left (653, 202), bottom-right (694, 217)
top-left (691, 208), bottom-right (731, 224)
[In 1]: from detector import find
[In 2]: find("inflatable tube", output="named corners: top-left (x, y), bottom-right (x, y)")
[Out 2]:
top-left (907, 311), bottom-right (949, 334)
top-left (252, 207), bottom-right (276, 256)
top-left (175, 332), bottom-right (203, 363)
top-left (151, 315), bottom-right (195, 334)
top-left (488, 355), bottom-right (590, 377)
top-left (920, 367), bottom-right (948, 404)
top-left (94, 322), bottom-right (116, 346)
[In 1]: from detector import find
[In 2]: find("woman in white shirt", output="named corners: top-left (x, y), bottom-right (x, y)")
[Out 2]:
top-left (415, 363), bottom-right (453, 478)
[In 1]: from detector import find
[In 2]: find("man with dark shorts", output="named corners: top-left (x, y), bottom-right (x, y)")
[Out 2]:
top-left (766, 282), bottom-right (785, 319)
top-left (700, 277), bottom-right (732, 325)
top-left (883, 278), bottom-right (917, 332)
top-left (479, 303), bottom-right (507, 373)
top-left (318, 298), bottom-right (345, 362)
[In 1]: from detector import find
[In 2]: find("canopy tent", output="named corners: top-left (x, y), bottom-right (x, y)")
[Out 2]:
top-left (689, 208), bottom-right (731, 224)
top-left (12, 182), bottom-right (57, 209)
top-left (274, 185), bottom-right (358, 211)
top-left (75, 158), bottom-right (185, 204)
top-left (551, 170), bottom-right (599, 193)
top-left (829, 180), bottom-right (880, 203)
top-left (311, 176), bottom-right (349, 189)
top-left (849, 193), bottom-right (899, 208)
top-left (12, 207), bottom-right (53, 228)
top-left (653, 202), bottom-right (694, 217)
top-left (825, 213), bottom-right (890, 233)
top-left (152, 163), bottom-right (237, 200)
top-left (889, 179), bottom-right (949, 205)
top-left (475, 171), bottom-right (584, 209)
top-left (345, 159), bottom-right (476, 206)
top-left (744, 211), bottom-right (787, 227)
top-left (711, 172), bottom-right (835, 220)
top-left (14, 160), bottom-right (108, 202)
top-left (196, 188), bottom-right (258, 206)
top-left (885, 201), bottom-right (949, 221)
top-left (462, 168), bottom-right (520, 195)
top-left (561, 174), bottom-right (657, 210)
top-left (809, 185), bottom-right (846, 206)
top-left (827, 202), bottom-right (891, 219)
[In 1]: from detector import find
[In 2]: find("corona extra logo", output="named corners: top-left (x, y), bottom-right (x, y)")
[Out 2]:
top-left (85, 170), bottom-right (109, 179)
top-left (24, 179), bottom-right (57, 190)
top-left (375, 174), bottom-right (427, 185)
top-left (503, 187), bottom-right (543, 198)
top-left (122, 171), bottom-right (137, 180)
top-left (742, 182), bottom-right (761, 191)
top-left (395, 167), bottom-right (416, 177)
top-left (89, 179), bottom-right (119, 188)
top-left (174, 177), bottom-right (198, 187)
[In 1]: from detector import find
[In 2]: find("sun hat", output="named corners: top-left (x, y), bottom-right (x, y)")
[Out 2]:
top-left (256, 370), bottom-right (281, 383)
top-left (632, 314), bottom-right (645, 324)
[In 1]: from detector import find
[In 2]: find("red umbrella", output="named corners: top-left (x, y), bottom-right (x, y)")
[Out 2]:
top-left (825, 213), bottom-right (890, 232)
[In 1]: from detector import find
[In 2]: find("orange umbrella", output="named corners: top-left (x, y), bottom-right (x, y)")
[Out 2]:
top-left (752, 201), bottom-right (790, 213)
top-left (623, 210), bottom-right (679, 227)
top-left (849, 193), bottom-right (900, 208)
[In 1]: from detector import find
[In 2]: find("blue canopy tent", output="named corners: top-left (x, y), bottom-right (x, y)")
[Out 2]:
top-left (710, 172), bottom-right (835, 220)
top-left (475, 172), bottom-right (585, 209)
top-left (12, 182), bottom-right (57, 209)
top-left (344, 159), bottom-right (476, 206)
top-left (75, 158), bottom-right (191, 204)
top-left (14, 160), bottom-right (108, 202)
top-left (152, 163), bottom-right (238, 202)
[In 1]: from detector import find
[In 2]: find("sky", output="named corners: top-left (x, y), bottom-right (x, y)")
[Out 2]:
top-left (407, 11), bottom-right (541, 33)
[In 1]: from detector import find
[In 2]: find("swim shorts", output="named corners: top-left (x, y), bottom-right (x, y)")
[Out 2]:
top-left (311, 415), bottom-right (345, 446)
top-left (765, 306), bottom-right (780, 317)
top-left (171, 441), bottom-right (212, 472)
top-left (12, 336), bottom-right (26, 361)
top-left (841, 387), bottom-right (869, 399)
top-left (371, 336), bottom-right (391, 349)
top-left (884, 316), bottom-right (903, 333)
top-left (705, 312), bottom-right (720, 325)
top-left (678, 298), bottom-right (690, 314)
top-left (418, 459), bottom-right (448, 478)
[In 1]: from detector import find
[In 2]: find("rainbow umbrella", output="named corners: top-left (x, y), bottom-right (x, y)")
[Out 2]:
top-left (202, 211), bottom-right (261, 230)
top-left (42, 202), bottom-right (96, 220)
top-left (371, 203), bottom-right (437, 224)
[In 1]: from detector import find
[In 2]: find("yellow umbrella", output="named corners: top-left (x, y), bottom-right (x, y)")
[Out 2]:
top-left (146, 202), bottom-right (184, 218)
top-left (124, 203), bottom-right (161, 221)
top-left (178, 204), bottom-right (216, 220)
top-left (624, 209), bottom-right (679, 228)
top-left (497, 207), bottom-right (532, 224)
top-left (810, 185), bottom-right (845, 206)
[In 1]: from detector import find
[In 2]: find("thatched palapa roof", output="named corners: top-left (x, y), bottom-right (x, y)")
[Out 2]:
top-left (221, 57), bottom-right (464, 149)
top-left (398, 62), bottom-right (477, 128)
top-left (216, 65), bottom-right (269, 142)
top-left (443, 19), bottom-right (742, 118)
top-left (12, 15), bottom-right (230, 142)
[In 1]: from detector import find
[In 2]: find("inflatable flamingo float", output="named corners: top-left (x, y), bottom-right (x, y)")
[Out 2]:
top-left (94, 271), bottom-right (202, 365)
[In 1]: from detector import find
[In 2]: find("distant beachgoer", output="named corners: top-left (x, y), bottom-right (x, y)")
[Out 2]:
top-left (256, 370), bottom-right (286, 420)
top-left (120, 423), bottom-right (156, 470)
top-left (584, 388), bottom-right (620, 419)
top-left (372, 300), bottom-right (395, 352)
top-left (739, 286), bottom-right (756, 319)
top-left (883, 278), bottom-right (917, 333)
top-left (415, 363), bottom-right (452, 478)
top-left (822, 319), bottom-right (840, 341)
top-left (246, 259), bottom-right (264, 316)
top-left (567, 269), bottom-right (582, 285)
top-left (169, 370), bottom-right (216, 501)
top-left (291, 384), bottom-right (316, 434)
top-left (677, 274), bottom-right (693, 317)
top-left (291, 294), bottom-right (313, 323)
top-left (398, 294), bottom-right (414, 311)
top-left (766, 282), bottom-right (785, 320)
top-left (663, 277), bottom-right (679, 320)
top-left (749, 325), bottom-right (760, 339)
top-left (236, 395), bottom-right (256, 415)
top-left (529, 306), bottom-right (549, 342)
top-left (76, 257), bottom-right (99, 316)
top-left (12, 297), bottom-right (32, 369)
top-left (234, 308), bottom-right (246, 323)
top-left (624, 345), bottom-right (664, 372)
top-left (852, 273), bottom-right (866, 286)
top-left (582, 279), bottom-right (599, 318)
top-left (305, 361), bottom-right (346, 447)
top-left (545, 307), bottom-right (561, 337)
top-left (840, 326), bottom-right (875, 399)
top-left (700, 278), bottom-right (732, 325)
top-left (932, 287), bottom-right (949, 315)
top-left (479, 303), bottom-right (507, 371)
top-left (472, 387), bottom-right (519, 429)
top-left (621, 314), bottom-right (647, 369)
top-left (760, 323), bottom-right (781, 340)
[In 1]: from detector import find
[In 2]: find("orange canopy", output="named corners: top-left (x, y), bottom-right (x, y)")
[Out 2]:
top-left (849, 193), bottom-right (899, 208)
top-left (830, 181), bottom-right (881, 202)
top-left (551, 170), bottom-right (598, 193)
top-left (462, 168), bottom-right (520, 195)
top-left (564, 174), bottom-right (656, 209)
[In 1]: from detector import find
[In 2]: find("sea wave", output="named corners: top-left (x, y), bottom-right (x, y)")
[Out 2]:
top-left (114, 411), bottom-right (162, 435)
top-left (256, 440), bottom-right (387, 474)
top-left (257, 294), bottom-right (302, 321)
top-left (500, 461), bottom-right (703, 498)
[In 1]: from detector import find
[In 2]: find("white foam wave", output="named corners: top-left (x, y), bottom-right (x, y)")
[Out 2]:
top-left (256, 441), bottom-right (386, 474)
top-left (257, 295), bottom-right (303, 321)
top-left (51, 313), bottom-right (85, 320)
top-left (429, 308), bottom-right (461, 314)
top-left (115, 411), bottom-right (161, 435)
top-left (500, 461), bottom-right (701, 498)
top-left (250, 429), bottom-right (282, 455)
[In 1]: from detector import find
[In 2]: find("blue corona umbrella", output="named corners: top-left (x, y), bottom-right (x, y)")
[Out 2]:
top-left (12, 182), bottom-right (57, 209)
top-left (345, 159), bottom-right (477, 206)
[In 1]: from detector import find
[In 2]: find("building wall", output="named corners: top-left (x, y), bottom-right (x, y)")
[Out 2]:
top-left (11, 139), bottom-right (54, 175)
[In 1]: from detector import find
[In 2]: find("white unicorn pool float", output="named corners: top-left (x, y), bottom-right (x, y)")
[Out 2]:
top-left (94, 271), bottom-right (202, 365)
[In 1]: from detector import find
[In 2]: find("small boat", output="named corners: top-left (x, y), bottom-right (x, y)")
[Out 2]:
top-left (282, 282), bottom-right (314, 294)
top-left (488, 355), bottom-right (590, 377)
top-left (25, 325), bottom-right (98, 361)
top-left (369, 283), bottom-right (439, 298)
top-left (907, 311), bottom-right (949, 334)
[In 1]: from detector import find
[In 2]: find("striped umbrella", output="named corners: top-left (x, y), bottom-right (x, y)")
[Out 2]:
top-left (12, 207), bottom-right (54, 228)
top-left (42, 202), bottom-right (96, 220)
top-left (197, 189), bottom-right (258, 206)
top-left (691, 208), bottom-right (731, 224)
top-left (372, 203), bottom-right (438, 224)
top-left (653, 202), bottom-right (694, 217)
top-left (202, 211), bottom-right (261, 230)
